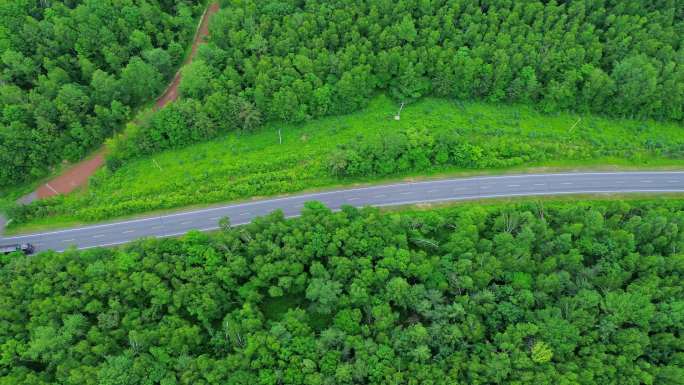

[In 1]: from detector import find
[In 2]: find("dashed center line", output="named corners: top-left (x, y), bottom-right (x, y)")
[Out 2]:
top-left (240, 212), bottom-right (250, 216)
top-left (668, 180), bottom-right (680, 183)
top-left (61, 239), bottom-right (75, 243)
top-left (180, 221), bottom-right (192, 225)
top-left (374, 194), bottom-right (387, 198)
top-left (92, 234), bottom-right (105, 239)
top-left (534, 183), bottom-right (545, 186)
top-left (641, 180), bottom-right (653, 183)
top-left (210, 217), bottom-right (221, 221)
top-left (561, 182), bottom-right (573, 185)
top-left (347, 197), bottom-right (359, 201)
top-left (151, 225), bottom-right (163, 230)
top-left (400, 192), bottom-right (413, 195)
top-left (122, 230), bottom-right (134, 234)
top-left (507, 184), bottom-right (520, 187)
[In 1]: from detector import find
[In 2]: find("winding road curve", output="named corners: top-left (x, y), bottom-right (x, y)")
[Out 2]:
top-left (2, 171), bottom-right (684, 253)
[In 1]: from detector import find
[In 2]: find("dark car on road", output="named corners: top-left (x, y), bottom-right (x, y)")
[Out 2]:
top-left (0, 243), bottom-right (34, 255)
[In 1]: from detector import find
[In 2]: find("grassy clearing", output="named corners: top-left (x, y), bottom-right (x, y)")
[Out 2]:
top-left (261, 294), bottom-right (332, 331)
top-left (6, 95), bottom-right (684, 232)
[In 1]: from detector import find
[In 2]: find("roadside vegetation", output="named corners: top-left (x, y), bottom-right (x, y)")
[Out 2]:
top-left (104, 0), bottom-right (684, 165)
top-left (0, 0), bottom-right (206, 186)
top-left (7, 95), bottom-right (684, 231)
top-left (3, 0), bottom-right (684, 229)
top-left (1, 199), bottom-right (683, 384)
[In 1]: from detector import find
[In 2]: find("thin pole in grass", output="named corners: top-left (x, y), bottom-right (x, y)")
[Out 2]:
top-left (569, 117), bottom-right (582, 133)
top-left (278, 128), bottom-right (282, 144)
top-left (395, 102), bottom-right (405, 121)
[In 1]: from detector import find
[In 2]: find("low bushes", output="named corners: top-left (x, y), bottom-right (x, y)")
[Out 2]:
top-left (328, 128), bottom-right (555, 177)
top-left (106, 96), bottom-right (262, 170)
top-left (5, 197), bottom-right (66, 225)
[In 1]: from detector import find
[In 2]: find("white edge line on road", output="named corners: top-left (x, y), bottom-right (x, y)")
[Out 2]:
top-left (72, 226), bottom-right (224, 251)
top-left (63, 239), bottom-right (132, 252)
top-left (4, 172), bottom-right (684, 240)
top-left (372, 189), bottom-right (684, 208)
top-left (157, 226), bottom-right (220, 238)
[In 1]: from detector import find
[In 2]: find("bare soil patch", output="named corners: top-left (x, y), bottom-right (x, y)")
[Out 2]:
top-left (36, 149), bottom-right (106, 198)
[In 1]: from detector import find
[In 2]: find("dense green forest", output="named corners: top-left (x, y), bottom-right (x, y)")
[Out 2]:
top-left (0, 0), bottom-right (204, 186)
top-left (108, 0), bottom-right (684, 163)
top-left (1, 200), bottom-right (683, 384)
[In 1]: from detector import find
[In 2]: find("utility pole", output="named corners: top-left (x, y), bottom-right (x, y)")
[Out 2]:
top-left (394, 102), bottom-right (405, 121)
top-left (569, 117), bottom-right (582, 133)
top-left (278, 129), bottom-right (282, 144)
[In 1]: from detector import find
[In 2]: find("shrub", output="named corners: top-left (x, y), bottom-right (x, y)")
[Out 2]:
top-left (328, 128), bottom-right (549, 177)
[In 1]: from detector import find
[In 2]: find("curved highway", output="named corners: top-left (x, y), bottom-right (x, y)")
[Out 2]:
top-left (2, 171), bottom-right (684, 253)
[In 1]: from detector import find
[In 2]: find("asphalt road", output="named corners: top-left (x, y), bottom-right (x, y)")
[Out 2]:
top-left (2, 171), bottom-right (683, 253)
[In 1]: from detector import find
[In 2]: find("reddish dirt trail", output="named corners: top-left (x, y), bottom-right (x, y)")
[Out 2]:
top-left (36, 149), bottom-right (107, 199)
top-left (156, 2), bottom-right (220, 110)
top-left (31, 2), bottom-right (220, 200)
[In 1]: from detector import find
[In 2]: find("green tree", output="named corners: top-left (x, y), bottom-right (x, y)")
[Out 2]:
top-left (611, 55), bottom-right (659, 118)
top-left (530, 341), bottom-right (554, 363)
top-left (120, 57), bottom-right (163, 106)
top-left (180, 59), bottom-right (216, 99)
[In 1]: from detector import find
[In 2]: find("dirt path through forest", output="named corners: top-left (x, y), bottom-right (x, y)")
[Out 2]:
top-left (155, 2), bottom-right (220, 110)
top-left (29, 2), bottom-right (220, 201)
